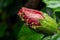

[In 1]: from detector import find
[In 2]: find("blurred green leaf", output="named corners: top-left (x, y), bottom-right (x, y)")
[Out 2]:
top-left (43, 0), bottom-right (60, 11)
top-left (17, 24), bottom-right (44, 40)
top-left (42, 34), bottom-right (60, 40)
top-left (43, 36), bottom-right (51, 40)
top-left (51, 34), bottom-right (60, 40)
top-left (0, 23), bottom-right (7, 37)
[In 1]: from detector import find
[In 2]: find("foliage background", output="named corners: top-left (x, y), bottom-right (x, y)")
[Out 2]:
top-left (0, 0), bottom-right (60, 40)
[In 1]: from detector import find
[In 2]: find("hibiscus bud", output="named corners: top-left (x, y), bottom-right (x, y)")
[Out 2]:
top-left (38, 13), bottom-right (58, 35)
top-left (18, 7), bottom-right (44, 26)
top-left (18, 7), bottom-right (58, 35)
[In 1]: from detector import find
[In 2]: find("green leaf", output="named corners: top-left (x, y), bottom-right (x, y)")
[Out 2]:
top-left (43, 36), bottom-right (52, 40)
top-left (42, 34), bottom-right (60, 40)
top-left (43, 0), bottom-right (60, 11)
top-left (17, 24), bottom-right (44, 40)
top-left (51, 34), bottom-right (60, 40)
top-left (54, 7), bottom-right (60, 12)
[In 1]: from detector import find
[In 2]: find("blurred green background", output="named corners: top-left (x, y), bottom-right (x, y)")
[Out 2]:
top-left (0, 0), bottom-right (60, 40)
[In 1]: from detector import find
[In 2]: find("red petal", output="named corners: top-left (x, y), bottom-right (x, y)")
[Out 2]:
top-left (18, 7), bottom-right (44, 26)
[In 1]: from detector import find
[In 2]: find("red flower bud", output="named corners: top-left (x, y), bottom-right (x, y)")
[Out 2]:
top-left (18, 7), bottom-right (44, 27)
top-left (18, 7), bottom-right (58, 35)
